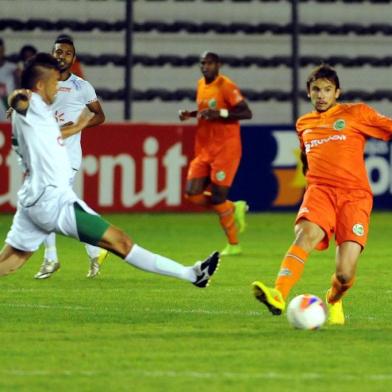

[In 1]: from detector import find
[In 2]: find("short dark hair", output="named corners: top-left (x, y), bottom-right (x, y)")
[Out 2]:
top-left (200, 51), bottom-right (221, 63)
top-left (306, 64), bottom-right (340, 91)
top-left (19, 45), bottom-right (37, 60)
top-left (54, 34), bottom-right (76, 54)
top-left (21, 53), bottom-right (60, 89)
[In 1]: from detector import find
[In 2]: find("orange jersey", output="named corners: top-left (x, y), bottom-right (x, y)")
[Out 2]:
top-left (195, 74), bottom-right (244, 155)
top-left (297, 103), bottom-right (392, 192)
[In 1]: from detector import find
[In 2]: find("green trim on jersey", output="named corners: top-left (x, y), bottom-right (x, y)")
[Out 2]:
top-left (73, 202), bottom-right (110, 245)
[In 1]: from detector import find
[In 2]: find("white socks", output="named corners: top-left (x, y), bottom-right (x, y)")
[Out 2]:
top-left (44, 232), bottom-right (58, 262)
top-left (124, 244), bottom-right (197, 283)
top-left (85, 244), bottom-right (102, 259)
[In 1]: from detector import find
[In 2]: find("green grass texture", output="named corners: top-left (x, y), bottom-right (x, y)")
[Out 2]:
top-left (1, 212), bottom-right (392, 392)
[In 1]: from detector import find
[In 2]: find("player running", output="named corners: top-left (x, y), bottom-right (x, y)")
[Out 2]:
top-left (1, 53), bottom-right (220, 290)
top-left (252, 64), bottom-right (392, 325)
top-left (179, 51), bottom-right (252, 256)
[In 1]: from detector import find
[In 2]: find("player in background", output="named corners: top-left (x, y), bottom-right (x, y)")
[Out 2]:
top-left (179, 52), bottom-right (252, 256)
top-left (252, 64), bottom-right (392, 325)
top-left (1, 53), bottom-right (220, 291)
top-left (34, 35), bottom-right (107, 279)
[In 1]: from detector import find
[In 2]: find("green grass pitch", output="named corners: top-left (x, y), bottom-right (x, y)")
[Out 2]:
top-left (1, 212), bottom-right (392, 391)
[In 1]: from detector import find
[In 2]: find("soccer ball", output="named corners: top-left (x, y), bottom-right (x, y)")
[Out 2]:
top-left (286, 294), bottom-right (327, 330)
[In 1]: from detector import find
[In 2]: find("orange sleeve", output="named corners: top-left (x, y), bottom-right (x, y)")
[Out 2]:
top-left (296, 117), bottom-right (306, 151)
top-left (221, 79), bottom-right (244, 108)
top-left (356, 103), bottom-right (392, 141)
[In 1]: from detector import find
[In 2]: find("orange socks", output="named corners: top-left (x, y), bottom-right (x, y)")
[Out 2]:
top-left (186, 193), bottom-right (211, 207)
top-left (275, 244), bottom-right (309, 300)
top-left (212, 201), bottom-right (238, 245)
top-left (327, 274), bottom-right (355, 304)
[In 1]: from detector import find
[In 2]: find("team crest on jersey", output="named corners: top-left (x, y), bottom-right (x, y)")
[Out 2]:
top-left (216, 170), bottom-right (226, 181)
top-left (333, 119), bottom-right (346, 131)
top-left (208, 98), bottom-right (217, 109)
top-left (352, 223), bottom-right (364, 236)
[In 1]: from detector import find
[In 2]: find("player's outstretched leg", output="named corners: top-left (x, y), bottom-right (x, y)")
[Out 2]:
top-left (192, 251), bottom-right (220, 288)
top-left (252, 281), bottom-right (285, 315)
top-left (34, 232), bottom-right (60, 279)
top-left (85, 244), bottom-right (108, 278)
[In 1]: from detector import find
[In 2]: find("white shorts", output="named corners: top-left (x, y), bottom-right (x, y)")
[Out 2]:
top-left (5, 187), bottom-right (98, 252)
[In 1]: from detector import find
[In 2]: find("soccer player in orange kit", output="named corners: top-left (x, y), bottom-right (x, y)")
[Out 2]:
top-left (179, 51), bottom-right (252, 256)
top-left (252, 64), bottom-right (392, 325)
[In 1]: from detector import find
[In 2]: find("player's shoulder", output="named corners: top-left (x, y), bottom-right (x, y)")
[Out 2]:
top-left (339, 102), bottom-right (370, 114)
top-left (68, 73), bottom-right (95, 90)
top-left (218, 74), bottom-right (237, 87)
top-left (296, 111), bottom-right (316, 129)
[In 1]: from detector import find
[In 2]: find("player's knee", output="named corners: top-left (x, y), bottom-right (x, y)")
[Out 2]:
top-left (335, 272), bottom-right (354, 285)
top-left (115, 233), bottom-right (132, 256)
top-left (295, 224), bottom-right (323, 245)
top-left (210, 192), bottom-right (226, 205)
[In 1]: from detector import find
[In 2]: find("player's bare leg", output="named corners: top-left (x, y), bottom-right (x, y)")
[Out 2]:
top-left (326, 241), bottom-right (360, 325)
top-left (96, 225), bottom-right (219, 288)
top-left (0, 244), bottom-right (32, 276)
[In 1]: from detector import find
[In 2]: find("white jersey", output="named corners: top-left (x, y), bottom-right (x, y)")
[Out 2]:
top-left (12, 93), bottom-right (73, 207)
top-left (51, 73), bottom-right (97, 170)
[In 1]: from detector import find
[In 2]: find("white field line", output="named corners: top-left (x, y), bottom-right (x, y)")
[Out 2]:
top-left (2, 369), bottom-right (392, 381)
top-left (0, 302), bottom-right (260, 316)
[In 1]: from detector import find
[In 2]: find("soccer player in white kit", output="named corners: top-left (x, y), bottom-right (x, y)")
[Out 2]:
top-left (1, 53), bottom-right (220, 289)
top-left (34, 35), bottom-right (107, 279)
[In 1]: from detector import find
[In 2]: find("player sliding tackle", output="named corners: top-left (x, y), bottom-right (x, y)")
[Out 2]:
top-left (252, 64), bottom-right (392, 325)
top-left (0, 53), bottom-right (220, 287)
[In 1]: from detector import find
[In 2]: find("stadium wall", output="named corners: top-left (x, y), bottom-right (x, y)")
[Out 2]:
top-left (1, 122), bottom-right (391, 212)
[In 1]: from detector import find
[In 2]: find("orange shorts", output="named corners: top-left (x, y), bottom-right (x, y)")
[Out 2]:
top-left (187, 144), bottom-right (241, 187)
top-left (295, 184), bottom-right (373, 250)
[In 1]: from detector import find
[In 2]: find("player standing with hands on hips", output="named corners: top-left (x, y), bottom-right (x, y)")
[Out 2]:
top-left (179, 51), bottom-right (252, 256)
top-left (1, 53), bottom-right (220, 290)
top-left (252, 64), bottom-right (392, 325)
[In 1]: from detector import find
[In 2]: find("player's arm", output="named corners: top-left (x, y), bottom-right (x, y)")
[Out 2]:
top-left (199, 100), bottom-right (252, 121)
top-left (178, 109), bottom-right (198, 121)
top-left (85, 100), bottom-right (105, 128)
top-left (7, 89), bottom-right (32, 116)
top-left (300, 150), bottom-right (308, 175)
top-left (60, 108), bottom-right (94, 139)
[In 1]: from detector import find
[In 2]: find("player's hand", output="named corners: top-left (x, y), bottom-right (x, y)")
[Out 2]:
top-left (60, 121), bottom-right (74, 128)
top-left (199, 109), bottom-right (220, 120)
top-left (76, 107), bottom-right (94, 129)
top-left (8, 89), bottom-right (32, 114)
top-left (6, 107), bottom-right (14, 119)
top-left (178, 109), bottom-right (193, 121)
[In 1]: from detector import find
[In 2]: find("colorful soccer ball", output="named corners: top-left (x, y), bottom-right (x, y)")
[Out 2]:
top-left (286, 294), bottom-right (327, 330)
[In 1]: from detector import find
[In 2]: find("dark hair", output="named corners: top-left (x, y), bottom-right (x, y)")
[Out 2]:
top-left (306, 64), bottom-right (340, 91)
top-left (19, 45), bottom-right (37, 60)
top-left (21, 52), bottom-right (60, 89)
top-left (200, 51), bottom-right (221, 63)
top-left (0, 38), bottom-right (4, 47)
top-left (54, 34), bottom-right (76, 54)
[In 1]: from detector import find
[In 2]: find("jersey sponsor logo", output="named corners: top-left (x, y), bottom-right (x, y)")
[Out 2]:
top-left (215, 170), bottom-right (226, 182)
top-left (304, 134), bottom-right (347, 153)
top-left (333, 119), bottom-right (346, 131)
top-left (352, 223), bottom-right (364, 236)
